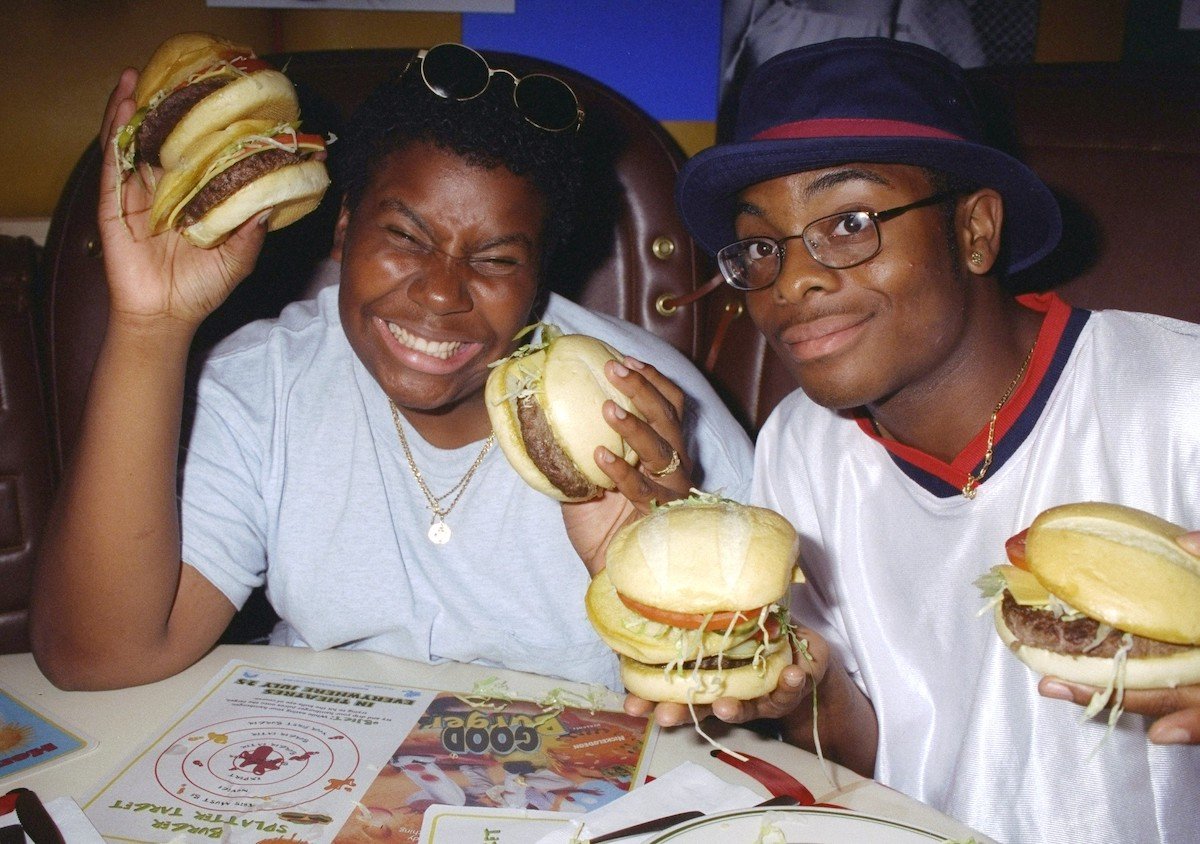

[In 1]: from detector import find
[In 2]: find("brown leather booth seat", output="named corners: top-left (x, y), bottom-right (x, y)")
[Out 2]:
top-left (2, 56), bottom-right (1199, 653)
top-left (700, 61), bottom-right (1200, 433)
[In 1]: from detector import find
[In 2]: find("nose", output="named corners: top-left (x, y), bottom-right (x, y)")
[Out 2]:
top-left (407, 253), bottom-right (472, 314)
top-left (772, 247), bottom-right (843, 303)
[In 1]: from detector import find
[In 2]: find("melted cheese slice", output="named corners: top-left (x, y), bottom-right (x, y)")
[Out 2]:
top-left (1000, 565), bottom-right (1053, 607)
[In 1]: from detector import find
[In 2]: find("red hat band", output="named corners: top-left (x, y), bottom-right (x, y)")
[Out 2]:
top-left (753, 118), bottom-right (964, 143)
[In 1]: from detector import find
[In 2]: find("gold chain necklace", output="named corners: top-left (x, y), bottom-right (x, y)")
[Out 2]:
top-left (389, 399), bottom-right (495, 544)
top-left (961, 344), bottom-right (1036, 499)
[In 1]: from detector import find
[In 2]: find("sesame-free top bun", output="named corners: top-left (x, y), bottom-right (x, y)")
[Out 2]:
top-left (993, 602), bottom-right (1200, 689)
top-left (605, 498), bottom-right (801, 613)
top-left (133, 32), bottom-right (250, 106)
top-left (157, 69), bottom-right (300, 171)
top-left (1026, 502), bottom-right (1200, 645)
top-left (486, 328), bottom-right (643, 502)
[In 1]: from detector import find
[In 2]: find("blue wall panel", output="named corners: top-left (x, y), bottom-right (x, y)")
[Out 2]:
top-left (462, 0), bottom-right (721, 122)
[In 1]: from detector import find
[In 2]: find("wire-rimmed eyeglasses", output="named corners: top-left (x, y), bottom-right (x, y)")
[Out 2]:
top-left (406, 42), bottom-right (585, 133)
top-left (716, 190), bottom-right (959, 291)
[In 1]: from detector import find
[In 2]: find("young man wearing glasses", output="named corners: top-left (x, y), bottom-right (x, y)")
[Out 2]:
top-left (31, 45), bottom-right (753, 694)
top-left (645, 37), bottom-right (1200, 843)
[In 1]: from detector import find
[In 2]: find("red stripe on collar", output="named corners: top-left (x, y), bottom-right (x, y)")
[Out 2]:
top-left (856, 292), bottom-right (1074, 491)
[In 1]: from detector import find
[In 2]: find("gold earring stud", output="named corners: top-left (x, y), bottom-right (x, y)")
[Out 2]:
top-left (970, 250), bottom-right (985, 266)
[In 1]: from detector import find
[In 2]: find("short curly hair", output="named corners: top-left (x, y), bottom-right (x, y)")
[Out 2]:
top-left (335, 53), bottom-right (584, 281)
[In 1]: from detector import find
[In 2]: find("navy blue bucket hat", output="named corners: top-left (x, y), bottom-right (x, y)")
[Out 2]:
top-left (677, 37), bottom-right (1062, 273)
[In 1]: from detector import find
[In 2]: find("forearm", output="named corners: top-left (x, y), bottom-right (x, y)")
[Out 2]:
top-left (31, 313), bottom-right (216, 685)
top-left (780, 652), bottom-right (878, 779)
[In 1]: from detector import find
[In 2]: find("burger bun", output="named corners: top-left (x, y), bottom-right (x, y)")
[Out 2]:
top-left (158, 69), bottom-right (300, 171)
top-left (1026, 502), bottom-right (1200, 645)
top-left (180, 159), bottom-right (330, 248)
top-left (617, 640), bottom-right (793, 704)
top-left (605, 499), bottom-right (800, 613)
top-left (994, 602), bottom-right (1200, 689)
top-left (486, 330), bottom-right (643, 502)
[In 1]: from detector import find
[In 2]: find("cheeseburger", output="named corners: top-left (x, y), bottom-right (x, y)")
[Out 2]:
top-left (486, 324), bottom-right (644, 502)
top-left (113, 32), bottom-right (330, 248)
top-left (115, 32), bottom-right (301, 172)
top-left (981, 502), bottom-right (1200, 691)
top-left (148, 118), bottom-right (329, 248)
top-left (587, 493), bottom-right (803, 704)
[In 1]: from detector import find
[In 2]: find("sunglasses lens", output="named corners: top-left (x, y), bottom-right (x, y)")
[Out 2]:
top-left (421, 43), bottom-right (490, 100)
top-left (514, 73), bottom-right (581, 132)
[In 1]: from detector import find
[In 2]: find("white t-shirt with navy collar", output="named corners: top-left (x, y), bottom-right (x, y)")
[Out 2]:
top-left (753, 293), bottom-right (1200, 844)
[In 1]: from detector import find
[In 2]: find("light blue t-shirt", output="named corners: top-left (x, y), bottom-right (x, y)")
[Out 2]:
top-left (180, 287), bottom-right (753, 689)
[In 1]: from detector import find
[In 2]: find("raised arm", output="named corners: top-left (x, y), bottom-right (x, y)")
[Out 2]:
top-left (29, 68), bottom-right (269, 690)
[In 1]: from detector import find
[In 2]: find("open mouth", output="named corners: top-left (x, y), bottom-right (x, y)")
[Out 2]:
top-left (387, 323), bottom-right (465, 360)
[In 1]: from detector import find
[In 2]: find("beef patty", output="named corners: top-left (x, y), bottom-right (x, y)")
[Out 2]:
top-left (516, 394), bottom-right (599, 500)
top-left (136, 77), bottom-right (230, 166)
top-left (1000, 591), bottom-right (1192, 658)
top-left (179, 147), bottom-right (300, 226)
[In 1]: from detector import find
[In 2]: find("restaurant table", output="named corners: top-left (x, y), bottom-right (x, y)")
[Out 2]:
top-left (0, 644), bottom-right (994, 842)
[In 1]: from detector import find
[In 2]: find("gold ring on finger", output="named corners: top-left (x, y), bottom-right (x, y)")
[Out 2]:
top-left (652, 448), bottom-right (681, 477)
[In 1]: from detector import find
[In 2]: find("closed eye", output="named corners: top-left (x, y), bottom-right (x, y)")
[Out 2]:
top-left (468, 255), bottom-right (522, 277)
top-left (386, 227), bottom-right (430, 253)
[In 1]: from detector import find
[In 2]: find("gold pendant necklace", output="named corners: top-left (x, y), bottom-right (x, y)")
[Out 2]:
top-left (961, 343), bottom-right (1036, 499)
top-left (389, 399), bottom-right (495, 544)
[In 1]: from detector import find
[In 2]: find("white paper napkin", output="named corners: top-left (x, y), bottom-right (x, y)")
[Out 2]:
top-left (0, 796), bottom-right (105, 844)
top-left (534, 761), bottom-right (762, 844)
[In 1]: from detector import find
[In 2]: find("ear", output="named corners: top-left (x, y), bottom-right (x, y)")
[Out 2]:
top-left (331, 200), bottom-right (351, 261)
top-left (958, 188), bottom-right (1003, 275)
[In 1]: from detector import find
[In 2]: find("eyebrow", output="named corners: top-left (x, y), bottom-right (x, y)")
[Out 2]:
top-left (734, 166), bottom-right (896, 221)
top-left (378, 198), bottom-right (536, 253)
top-left (804, 167), bottom-right (892, 199)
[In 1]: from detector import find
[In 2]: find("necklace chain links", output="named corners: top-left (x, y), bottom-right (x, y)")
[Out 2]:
top-left (389, 399), bottom-right (495, 544)
top-left (961, 343), bottom-right (1036, 499)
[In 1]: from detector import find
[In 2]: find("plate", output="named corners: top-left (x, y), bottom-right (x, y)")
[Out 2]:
top-left (646, 805), bottom-right (952, 843)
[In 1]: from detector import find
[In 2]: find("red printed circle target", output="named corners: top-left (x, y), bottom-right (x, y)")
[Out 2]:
top-left (154, 716), bottom-right (360, 812)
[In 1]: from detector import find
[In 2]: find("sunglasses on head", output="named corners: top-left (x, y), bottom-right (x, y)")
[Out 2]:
top-left (407, 42), bottom-right (585, 133)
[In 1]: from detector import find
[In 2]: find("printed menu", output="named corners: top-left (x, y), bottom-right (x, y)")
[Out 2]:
top-left (0, 687), bottom-right (90, 781)
top-left (83, 662), bottom-right (654, 843)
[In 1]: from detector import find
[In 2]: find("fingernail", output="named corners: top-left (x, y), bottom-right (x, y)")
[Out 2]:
top-left (256, 211), bottom-right (272, 227)
top-left (611, 362), bottom-right (629, 378)
top-left (1177, 533), bottom-right (1200, 556)
top-left (611, 405), bottom-right (627, 420)
top-left (1150, 727), bottom-right (1191, 745)
top-left (625, 357), bottom-right (645, 369)
top-left (597, 449), bottom-right (615, 464)
top-left (1040, 680), bottom-right (1073, 701)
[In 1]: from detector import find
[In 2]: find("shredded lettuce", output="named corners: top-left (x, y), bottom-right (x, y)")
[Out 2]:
top-left (1084, 633), bottom-right (1133, 759)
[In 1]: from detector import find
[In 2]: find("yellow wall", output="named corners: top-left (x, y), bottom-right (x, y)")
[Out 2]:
top-left (5, 0), bottom-right (1129, 221)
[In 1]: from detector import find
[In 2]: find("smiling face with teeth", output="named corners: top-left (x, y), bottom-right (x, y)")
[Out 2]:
top-left (336, 141), bottom-right (547, 447)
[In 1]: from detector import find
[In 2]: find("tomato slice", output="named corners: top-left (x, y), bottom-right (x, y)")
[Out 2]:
top-left (229, 56), bottom-right (273, 74)
top-left (1005, 528), bottom-right (1030, 569)
top-left (617, 592), bottom-right (764, 631)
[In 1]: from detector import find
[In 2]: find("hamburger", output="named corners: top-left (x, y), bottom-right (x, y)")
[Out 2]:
top-left (148, 118), bottom-right (329, 248)
top-left (112, 32), bottom-right (330, 248)
top-left (586, 493), bottom-right (803, 704)
top-left (486, 324), bottom-right (645, 502)
top-left (115, 32), bottom-right (301, 173)
top-left (982, 502), bottom-right (1200, 692)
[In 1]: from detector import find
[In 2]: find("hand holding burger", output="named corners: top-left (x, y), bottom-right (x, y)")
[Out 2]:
top-left (486, 323), bottom-right (651, 502)
top-left (112, 32), bottom-right (329, 249)
top-left (982, 502), bottom-right (1200, 742)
